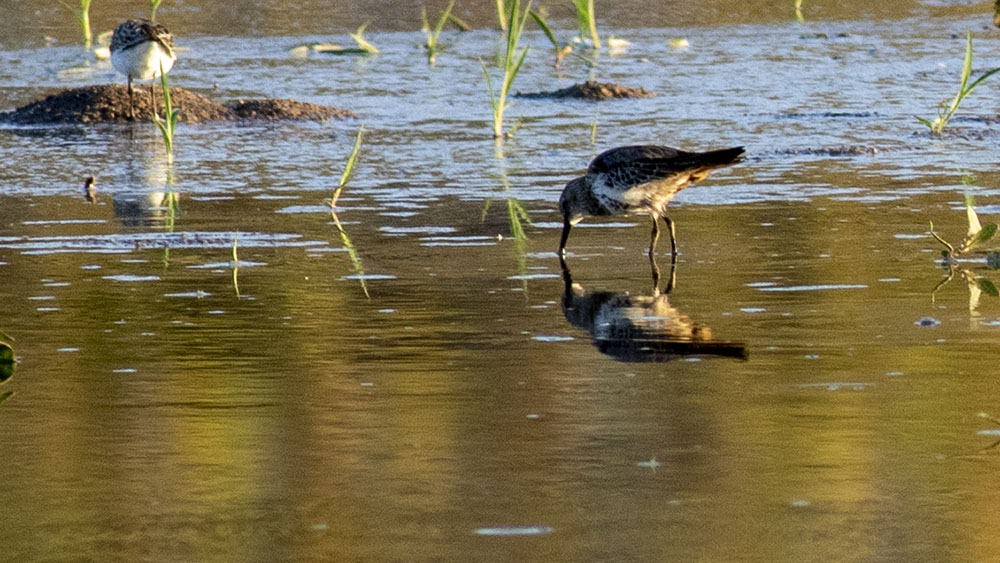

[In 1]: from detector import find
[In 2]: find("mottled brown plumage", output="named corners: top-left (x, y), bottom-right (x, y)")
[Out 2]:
top-left (558, 145), bottom-right (745, 257)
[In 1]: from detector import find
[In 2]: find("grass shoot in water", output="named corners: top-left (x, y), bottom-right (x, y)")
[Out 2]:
top-left (150, 0), bottom-right (163, 21)
top-left (496, 0), bottom-right (508, 31)
top-left (916, 32), bottom-right (1000, 135)
top-left (330, 125), bottom-right (364, 210)
top-left (572, 0), bottom-right (600, 49)
top-left (232, 235), bottom-right (241, 297)
top-left (151, 62), bottom-right (180, 162)
top-left (350, 22), bottom-right (380, 54)
top-left (482, 0), bottom-right (532, 139)
top-left (929, 194), bottom-right (999, 259)
top-left (529, 10), bottom-right (573, 67)
top-left (78, 0), bottom-right (93, 49)
top-left (422, 0), bottom-right (455, 65)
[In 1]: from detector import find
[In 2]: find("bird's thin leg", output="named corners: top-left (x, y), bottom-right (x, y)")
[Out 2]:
top-left (149, 80), bottom-right (158, 119)
top-left (127, 76), bottom-right (135, 120)
top-left (558, 219), bottom-right (572, 257)
top-left (664, 250), bottom-right (677, 294)
top-left (649, 214), bottom-right (661, 257)
top-left (648, 252), bottom-right (661, 295)
top-left (664, 215), bottom-right (677, 260)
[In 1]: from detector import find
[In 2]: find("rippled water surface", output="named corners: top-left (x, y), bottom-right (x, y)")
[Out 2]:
top-left (3, 1), bottom-right (1000, 561)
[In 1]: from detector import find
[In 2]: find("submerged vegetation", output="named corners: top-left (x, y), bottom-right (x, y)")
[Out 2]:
top-left (917, 32), bottom-right (1000, 135)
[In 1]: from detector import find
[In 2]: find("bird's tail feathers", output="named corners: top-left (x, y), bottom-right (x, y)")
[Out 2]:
top-left (688, 146), bottom-right (745, 168)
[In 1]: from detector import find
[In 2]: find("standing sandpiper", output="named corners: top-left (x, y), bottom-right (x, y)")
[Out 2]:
top-left (558, 145), bottom-right (745, 258)
top-left (110, 19), bottom-right (177, 120)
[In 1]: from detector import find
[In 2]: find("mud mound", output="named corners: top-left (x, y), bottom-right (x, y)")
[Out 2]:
top-left (516, 80), bottom-right (655, 100)
top-left (0, 84), bottom-right (355, 125)
top-left (227, 98), bottom-right (353, 121)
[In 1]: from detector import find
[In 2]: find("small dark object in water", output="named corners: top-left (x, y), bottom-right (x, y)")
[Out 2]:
top-left (83, 176), bottom-right (96, 203)
top-left (558, 144), bottom-right (745, 258)
top-left (516, 80), bottom-right (655, 100)
top-left (915, 316), bottom-right (941, 327)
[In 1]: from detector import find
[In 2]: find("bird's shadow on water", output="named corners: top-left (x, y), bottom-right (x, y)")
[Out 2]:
top-left (559, 256), bottom-right (748, 363)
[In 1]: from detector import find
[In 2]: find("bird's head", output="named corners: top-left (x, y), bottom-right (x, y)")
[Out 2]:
top-left (558, 177), bottom-right (589, 223)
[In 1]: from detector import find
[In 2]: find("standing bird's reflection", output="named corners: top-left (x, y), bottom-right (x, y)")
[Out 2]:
top-left (560, 257), bottom-right (747, 362)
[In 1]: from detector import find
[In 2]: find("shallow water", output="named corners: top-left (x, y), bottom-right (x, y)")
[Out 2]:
top-left (3, 1), bottom-right (1000, 561)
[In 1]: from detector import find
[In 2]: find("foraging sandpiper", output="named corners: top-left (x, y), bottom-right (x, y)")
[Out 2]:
top-left (110, 19), bottom-right (177, 120)
top-left (558, 144), bottom-right (745, 258)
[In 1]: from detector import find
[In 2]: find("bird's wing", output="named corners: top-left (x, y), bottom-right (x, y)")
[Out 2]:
top-left (587, 145), bottom-right (696, 188)
top-left (587, 145), bottom-right (685, 175)
top-left (143, 21), bottom-right (176, 54)
top-left (588, 145), bottom-right (744, 189)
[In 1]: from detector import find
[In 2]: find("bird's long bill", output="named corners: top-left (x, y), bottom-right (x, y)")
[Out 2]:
top-left (558, 219), bottom-right (572, 255)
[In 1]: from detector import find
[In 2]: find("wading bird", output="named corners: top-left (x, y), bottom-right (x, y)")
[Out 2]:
top-left (558, 144), bottom-right (745, 258)
top-left (110, 19), bottom-right (177, 120)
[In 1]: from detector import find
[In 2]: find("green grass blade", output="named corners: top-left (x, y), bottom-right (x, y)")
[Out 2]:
top-left (339, 126), bottom-right (364, 187)
top-left (960, 32), bottom-right (973, 93)
top-left (496, 0), bottom-right (508, 31)
top-left (529, 10), bottom-right (560, 48)
top-left (965, 67), bottom-right (1000, 93)
top-left (332, 126), bottom-right (365, 208)
top-left (502, 47), bottom-right (529, 99)
top-left (350, 23), bottom-right (380, 54)
top-left (480, 60), bottom-right (499, 110)
top-left (435, 0), bottom-right (456, 37)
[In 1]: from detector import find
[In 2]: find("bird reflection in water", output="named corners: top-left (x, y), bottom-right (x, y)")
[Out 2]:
top-left (112, 191), bottom-right (173, 227)
top-left (560, 256), bottom-right (747, 362)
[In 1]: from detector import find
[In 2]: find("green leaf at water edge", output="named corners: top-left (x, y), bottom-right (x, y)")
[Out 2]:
top-left (978, 278), bottom-right (999, 297)
top-left (977, 223), bottom-right (998, 245)
top-left (0, 342), bottom-right (14, 384)
top-left (529, 10), bottom-right (560, 48)
top-left (0, 342), bottom-right (14, 364)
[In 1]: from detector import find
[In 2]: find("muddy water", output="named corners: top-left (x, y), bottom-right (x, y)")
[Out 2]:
top-left (3, 1), bottom-right (1000, 561)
